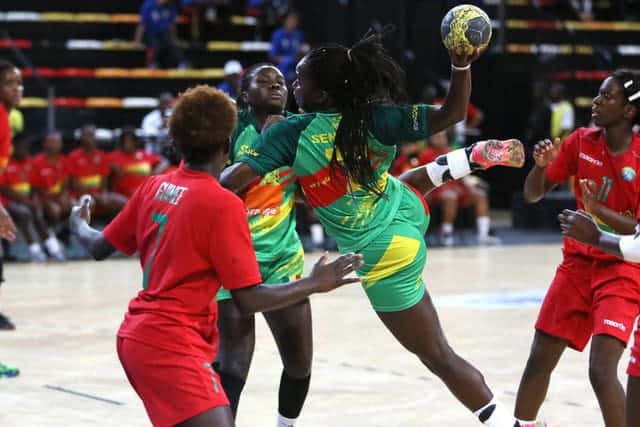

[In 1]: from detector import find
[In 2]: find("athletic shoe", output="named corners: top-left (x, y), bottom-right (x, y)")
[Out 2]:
top-left (517, 421), bottom-right (548, 427)
top-left (470, 139), bottom-right (525, 170)
top-left (0, 312), bottom-right (15, 330)
top-left (0, 363), bottom-right (20, 377)
top-left (478, 235), bottom-right (502, 246)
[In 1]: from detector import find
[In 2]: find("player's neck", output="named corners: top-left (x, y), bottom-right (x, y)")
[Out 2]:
top-left (183, 162), bottom-right (223, 179)
top-left (603, 124), bottom-right (633, 154)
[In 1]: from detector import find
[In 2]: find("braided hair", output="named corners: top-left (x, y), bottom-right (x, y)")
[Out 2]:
top-left (303, 26), bottom-right (406, 196)
top-left (611, 69), bottom-right (640, 125)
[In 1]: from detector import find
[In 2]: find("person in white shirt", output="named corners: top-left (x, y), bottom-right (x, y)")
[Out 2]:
top-left (141, 92), bottom-right (173, 153)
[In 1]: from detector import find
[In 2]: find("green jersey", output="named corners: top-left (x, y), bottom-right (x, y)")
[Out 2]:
top-left (230, 111), bottom-right (302, 263)
top-left (237, 104), bottom-right (431, 253)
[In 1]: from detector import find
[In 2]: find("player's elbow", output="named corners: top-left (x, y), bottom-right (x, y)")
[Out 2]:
top-left (229, 288), bottom-right (261, 316)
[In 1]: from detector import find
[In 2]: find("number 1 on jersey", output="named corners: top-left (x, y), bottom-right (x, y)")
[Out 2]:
top-left (142, 212), bottom-right (168, 289)
top-left (597, 176), bottom-right (613, 203)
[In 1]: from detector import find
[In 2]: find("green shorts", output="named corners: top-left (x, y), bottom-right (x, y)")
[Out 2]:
top-left (217, 246), bottom-right (304, 301)
top-left (357, 184), bottom-right (430, 312)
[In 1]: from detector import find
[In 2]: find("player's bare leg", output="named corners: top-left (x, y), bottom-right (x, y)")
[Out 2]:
top-left (589, 334), bottom-right (625, 427)
top-left (400, 139), bottom-right (525, 196)
top-left (515, 331), bottom-right (568, 421)
top-left (216, 300), bottom-right (256, 417)
top-left (175, 405), bottom-right (234, 427)
top-left (627, 376), bottom-right (640, 427)
top-left (264, 298), bottom-right (313, 427)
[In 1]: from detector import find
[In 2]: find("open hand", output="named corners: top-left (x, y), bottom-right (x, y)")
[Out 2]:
top-left (0, 206), bottom-right (16, 241)
top-left (309, 252), bottom-right (364, 293)
top-left (579, 178), bottom-right (598, 213)
top-left (532, 138), bottom-right (561, 168)
top-left (558, 209), bottom-right (600, 246)
top-left (448, 47), bottom-right (485, 68)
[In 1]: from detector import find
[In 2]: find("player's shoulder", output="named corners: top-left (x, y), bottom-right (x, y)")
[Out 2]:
top-left (571, 127), bottom-right (603, 143)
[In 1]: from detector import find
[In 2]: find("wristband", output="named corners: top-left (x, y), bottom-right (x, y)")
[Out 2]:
top-left (451, 63), bottom-right (471, 71)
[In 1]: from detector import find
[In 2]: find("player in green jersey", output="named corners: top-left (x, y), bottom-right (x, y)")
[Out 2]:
top-left (222, 28), bottom-right (543, 427)
top-left (215, 64), bottom-right (312, 427)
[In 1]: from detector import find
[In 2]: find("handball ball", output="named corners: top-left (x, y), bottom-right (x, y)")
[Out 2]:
top-left (441, 4), bottom-right (492, 55)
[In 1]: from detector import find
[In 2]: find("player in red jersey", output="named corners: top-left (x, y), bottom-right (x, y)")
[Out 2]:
top-left (69, 85), bottom-right (363, 427)
top-left (67, 124), bottom-right (126, 215)
top-left (108, 127), bottom-right (167, 198)
top-left (516, 69), bottom-right (640, 427)
top-left (418, 131), bottom-right (498, 246)
top-left (558, 208), bottom-right (640, 427)
top-left (0, 59), bottom-right (19, 335)
top-left (31, 131), bottom-right (72, 245)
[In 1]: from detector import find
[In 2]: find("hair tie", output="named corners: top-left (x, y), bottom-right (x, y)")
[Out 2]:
top-left (346, 49), bottom-right (353, 62)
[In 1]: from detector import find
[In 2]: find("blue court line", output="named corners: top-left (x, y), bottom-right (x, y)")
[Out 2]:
top-left (44, 385), bottom-right (125, 406)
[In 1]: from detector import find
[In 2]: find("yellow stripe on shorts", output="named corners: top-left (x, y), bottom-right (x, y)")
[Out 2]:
top-left (363, 235), bottom-right (420, 289)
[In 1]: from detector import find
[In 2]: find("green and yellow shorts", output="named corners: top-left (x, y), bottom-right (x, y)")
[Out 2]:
top-left (217, 246), bottom-right (304, 302)
top-left (358, 184), bottom-right (430, 312)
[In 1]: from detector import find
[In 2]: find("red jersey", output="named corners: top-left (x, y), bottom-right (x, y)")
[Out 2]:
top-left (31, 153), bottom-right (69, 195)
top-left (103, 165), bottom-right (262, 359)
top-left (67, 148), bottom-right (110, 195)
top-left (390, 153), bottom-right (422, 176)
top-left (0, 103), bottom-right (11, 170)
top-left (0, 157), bottom-right (32, 206)
top-left (108, 149), bottom-right (161, 197)
top-left (546, 127), bottom-right (640, 260)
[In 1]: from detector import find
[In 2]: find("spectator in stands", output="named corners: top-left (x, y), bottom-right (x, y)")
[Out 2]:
top-left (141, 92), bottom-right (173, 154)
top-left (549, 82), bottom-right (575, 140)
top-left (269, 11), bottom-right (305, 82)
top-left (217, 60), bottom-right (243, 99)
top-left (135, 0), bottom-right (187, 68)
top-left (0, 136), bottom-right (65, 261)
top-left (31, 131), bottom-right (72, 237)
top-left (418, 131), bottom-right (500, 246)
top-left (390, 140), bottom-right (426, 177)
top-left (427, 83), bottom-right (484, 147)
top-left (108, 127), bottom-right (168, 198)
top-left (68, 125), bottom-right (126, 217)
top-left (533, 0), bottom-right (593, 20)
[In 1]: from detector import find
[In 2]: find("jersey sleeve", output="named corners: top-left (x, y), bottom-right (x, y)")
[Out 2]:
top-left (103, 185), bottom-right (143, 255)
top-left (0, 111), bottom-right (11, 170)
top-left (369, 104), bottom-right (431, 146)
top-left (545, 130), bottom-right (579, 184)
top-left (209, 192), bottom-right (262, 290)
top-left (236, 115), bottom-right (310, 176)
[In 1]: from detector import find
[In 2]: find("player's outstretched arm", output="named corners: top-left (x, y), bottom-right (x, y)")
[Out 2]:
top-left (559, 209), bottom-right (640, 261)
top-left (399, 138), bottom-right (524, 195)
top-left (523, 138), bottom-right (560, 203)
top-left (230, 252), bottom-right (363, 315)
top-left (69, 196), bottom-right (116, 261)
top-left (220, 162), bottom-right (260, 194)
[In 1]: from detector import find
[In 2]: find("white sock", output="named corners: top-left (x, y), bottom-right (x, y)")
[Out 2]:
top-left (277, 414), bottom-right (297, 427)
top-left (442, 222), bottom-right (454, 234)
top-left (29, 243), bottom-right (43, 255)
top-left (45, 235), bottom-right (62, 254)
top-left (310, 223), bottom-right (324, 246)
top-left (477, 216), bottom-right (490, 238)
top-left (473, 399), bottom-right (517, 427)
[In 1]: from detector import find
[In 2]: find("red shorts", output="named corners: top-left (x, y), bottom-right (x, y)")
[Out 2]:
top-left (628, 326), bottom-right (640, 378)
top-left (117, 337), bottom-right (228, 427)
top-left (426, 181), bottom-right (472, 207)
top-left (536, 255), bottom-right (640, 351)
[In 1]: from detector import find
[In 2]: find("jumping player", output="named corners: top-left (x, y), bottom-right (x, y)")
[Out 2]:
top-left (221, 29), bottom-right (542, 427)
top-left (516, 69), bottom-right (640, 427)
top-left (69, 85), bottom-right (363, 427)
top-left (558, 208), bottom-right (640, 427)
top-left (214, 64), bottom-right (312, 427)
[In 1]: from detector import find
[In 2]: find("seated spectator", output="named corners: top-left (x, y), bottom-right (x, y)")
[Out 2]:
top-left (418, 131), bottom-right (500, 246)
top-left (108, 127), bottom-right (168, 198)
top-left (269, 11), bottom-right (305, 82)
top-left (31, 131), bottom-right (72, 237)
top-left (390, 141), bottom-right (425, 177)
top-left (217, 60), bottom-right (243, 99)
top-left (549, 82), bottom-right (574, 140)
top-left (134, 0), bottom-right (187, 68)
top-left (0, 136), bottom-right (65, 261)
top-left (67, 125), bottom-right (126, 217)
top-left (141, 93), bottom-right (173, 154)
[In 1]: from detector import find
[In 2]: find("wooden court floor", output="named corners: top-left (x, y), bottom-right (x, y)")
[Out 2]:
top-left (0, 244), bottom-right (632, 426)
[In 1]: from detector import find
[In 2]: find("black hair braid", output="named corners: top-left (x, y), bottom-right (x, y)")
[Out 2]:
top-left (611, 69), bottom-right (640, 125)
top-left (305, 26), bottom-right (405, 197)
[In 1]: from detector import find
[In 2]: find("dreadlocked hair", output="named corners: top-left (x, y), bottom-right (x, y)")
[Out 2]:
top-left (611, 68), bottom-right (640, 125)
top-left (304, 26), bottom-right (406, 196)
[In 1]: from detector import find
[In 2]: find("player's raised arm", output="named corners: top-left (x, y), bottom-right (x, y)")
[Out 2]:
top-left (230, 252), bottom-right (363, 315)
top-left (219, 162), bottom-right (260, 194)
top-left (69, 195), bottom-right (116, 260)
top-left (523, 138), bottom-right (561, 203)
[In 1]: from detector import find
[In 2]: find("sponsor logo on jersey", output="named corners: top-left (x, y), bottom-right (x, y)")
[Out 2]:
top-left (603, 318), bottom-right (626, 332)
top-left (621, 166), bottom-right (636, 182)
top-left (578, 152), bottom-right (603, 166)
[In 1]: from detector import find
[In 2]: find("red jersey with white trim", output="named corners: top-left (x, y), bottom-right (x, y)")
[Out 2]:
top-left (108, 149), bottom-right (161, 197)
top-left (103, 165), bottom-right (262, 358)
top-left (67, 148), bottom-right (110, 194)
top-left (0, 156), bottom-right (32, 206)
top-left (31, 153), bottom-right (69, 195)
top-left (546, 127), bottom-right (640, 260)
